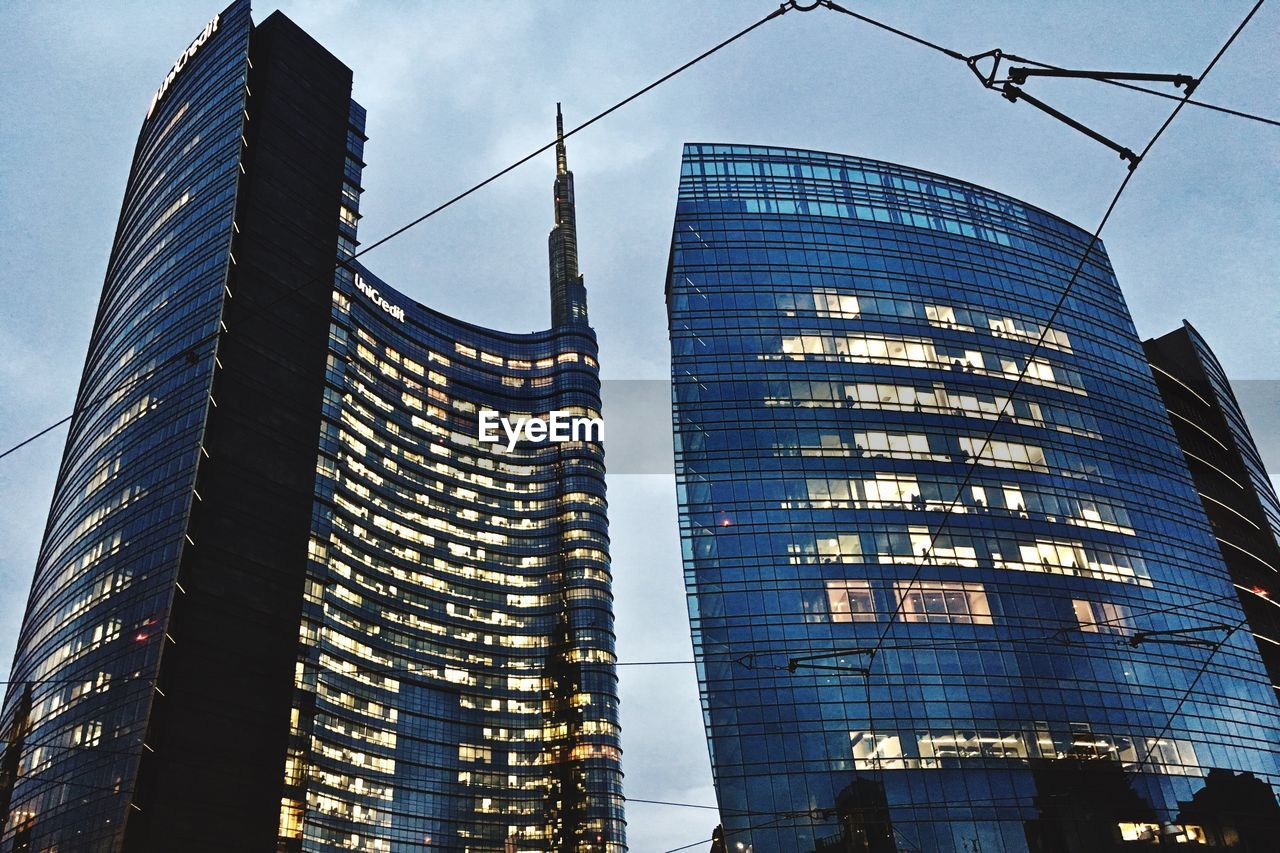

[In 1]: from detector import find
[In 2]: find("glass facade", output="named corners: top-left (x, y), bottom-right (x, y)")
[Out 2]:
top-left (666, 144), bottom-right (1280, 851)
top-left (1145, 323), bottom-right (1280, 703)
top-left (0, 3), bottom-right (624, 851)
top-left (279, 262), bottom-right (623, 851)
top-left (0, 2), bottom-right (251, 848)
top-left (277, 101), bottom-right (624, 851)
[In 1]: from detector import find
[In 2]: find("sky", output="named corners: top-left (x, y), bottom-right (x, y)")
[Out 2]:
top-left (0, 2), bottom-right (1277, 849)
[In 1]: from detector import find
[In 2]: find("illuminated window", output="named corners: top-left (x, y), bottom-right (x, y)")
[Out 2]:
top-left (815, 534), bottom-right (862, 561)
top-left (907, 526), bottom-right (978, 567)
top-left (958, 436), bottom-right (1048, 470)
top-left (1118, 823), bottom-right (1206, 844)
top-left (826, 580), bottom-right (876, 622)
top-left (917, 730), bottom-right (1027, 763)
top-left (895, 581), bottom-right (992, 624)
top-left (1072, 599), bottom-right (1131, 634)
top-left (924, 304), bottom-right (958, 326)
top-left (851, 731), bottom-right (905, 769)
top-left (862, 475), bottom-right (920, 505)
top-left (815, 291), bottom-right (859, 317)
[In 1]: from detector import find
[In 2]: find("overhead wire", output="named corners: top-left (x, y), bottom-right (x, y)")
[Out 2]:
top-left (4, 2), bottom-right (1273, 465)
top-left (0, 0), bottom-right (1274, 840)
top-left (0, 578), bottom-right (1262, 698)
top-left (820, 0), bottom-right (1277, 127)
top-left (767, 0), bottom-right (1268, 843)
top-left (0, 1), bottom-right (805, 465)
top-left (1011, 54), bottom-right (1280, 128)
top-left (817, 0), bottom-right (1266, 673)
top-left (668, 0), bottom-right (1272, 843)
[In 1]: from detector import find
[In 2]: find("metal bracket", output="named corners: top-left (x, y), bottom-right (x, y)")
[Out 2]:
top-left (1000, 83), bottom-right (1139, 169)
top-left (965, 48), bottom-right (1198, 170)
top-left (1008, 66), bottom-right (1197, 93)
top-left (1128, 624), bottom-right (1230, 649)
top-left (788, 662), bottom-right (872, 676)
top-left (966, 48), bottom-right (1009, 89)
top-left (786, 646), bottom-right (876, 674)
top-left (781, 0), bottom-right (831, 12)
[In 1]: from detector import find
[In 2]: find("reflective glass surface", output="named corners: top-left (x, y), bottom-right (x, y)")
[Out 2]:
top-left (667, 144), bottom-right (1280, 851)
top-left (272, 101), bottom-right (624, 850)
top-left (0, 2), bottom-right (251, 848)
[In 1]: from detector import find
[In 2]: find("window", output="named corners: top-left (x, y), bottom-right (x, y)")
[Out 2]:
top-left (814, 291), bottom-right (859, 317)
top-left (1118, 824), bottom-right (1206, 844)
top-left (925, 304), bottom-right (957, 325)
top-left (826, 581), bottom-right (876, 622)
top-left (1073, 599), bottom-right (1131, 634)
top-left (816, 534), bottom-right (862, 561)
top-left (958, 436), bottom-right (1048, 471)
top-left (851, 731), bottom-right (905, 769)
top-left (907, 527), bottom-right (978, 567)
top-left (916, 730), bottom-right (1027, 764)
top-left (863, 475), bottom-right (920, 505)
top-left (895, 581), bottom-right (992, 624)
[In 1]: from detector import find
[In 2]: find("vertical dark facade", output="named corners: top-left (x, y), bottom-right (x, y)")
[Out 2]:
top-left (0, 4), bottom-right (624, 851)
top-left (1145, 323), bottom-right (1280, 702)
top-left (666, 143), bottom-right (1280, 851)
top-left (123, 9), bottom-right (359, 849)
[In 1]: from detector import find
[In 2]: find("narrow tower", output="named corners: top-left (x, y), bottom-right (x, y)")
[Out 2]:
top-left (549, 103), bottom-right (589, 326)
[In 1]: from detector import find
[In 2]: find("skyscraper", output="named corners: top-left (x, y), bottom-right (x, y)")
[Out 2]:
top-left (1145, 322), bottom-right (1280, 702)
top-left (665, 143), bottom-right (1280, 851)
top-left (0, 3), bottom-right (624, 850)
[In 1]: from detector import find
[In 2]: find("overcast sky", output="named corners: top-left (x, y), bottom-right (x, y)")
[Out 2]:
top-left (1, 2), bottom-right (1277, 849)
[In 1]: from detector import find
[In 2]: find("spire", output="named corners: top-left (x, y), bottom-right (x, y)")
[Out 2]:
top-left (555, 102), bottom-right (568, 176)
top-left (549, 104), bottom-right (588, 326)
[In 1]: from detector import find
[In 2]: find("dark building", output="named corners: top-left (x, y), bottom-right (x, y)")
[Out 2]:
top-left (0, 3), bottom-right (624, 850)
top-left (1145, 322), bottom-right (1280, 701)
top-left (665, 143), bottom-right (1280, 851)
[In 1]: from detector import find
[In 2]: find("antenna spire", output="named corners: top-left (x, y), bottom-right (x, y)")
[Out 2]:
top-left (555, 102), bottom-right (568, 175)
top-left (548, 103), bottom-right (587, 326)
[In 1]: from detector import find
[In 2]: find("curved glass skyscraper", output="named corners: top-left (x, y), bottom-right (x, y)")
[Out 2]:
top-left (0, 3), bottom-right (253, 848)
top-left (0, 3), bottom-right (623, 850)
top-left (284, 253), bottom-right (621, 850)
top-left (666, 144), bottom-right (1280, 851)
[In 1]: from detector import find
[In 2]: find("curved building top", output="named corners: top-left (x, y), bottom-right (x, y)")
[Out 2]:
top-left (674, 142), bottom-right (1105, 243)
